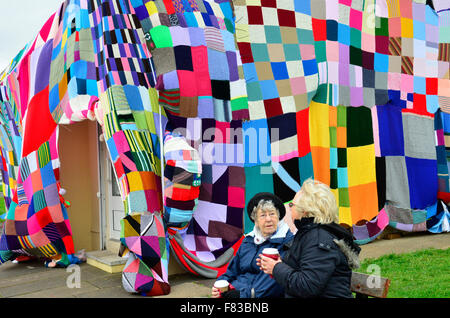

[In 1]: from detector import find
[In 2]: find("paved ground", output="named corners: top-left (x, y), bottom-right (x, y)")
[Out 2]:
top-left (0, 231), bottom-right (448, 298)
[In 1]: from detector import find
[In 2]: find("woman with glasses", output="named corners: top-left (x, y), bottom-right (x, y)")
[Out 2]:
top-left (211, 192), bottom-right (294, 298)
top-left (257, 178), bottom-right (361, 298)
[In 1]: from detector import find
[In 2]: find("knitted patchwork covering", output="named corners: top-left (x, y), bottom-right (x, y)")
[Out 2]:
top-left (121, 212), bottom-right (170, 295)
top-left (0, 0), bottom-right (449, 292)
top-left (0, 0), bottom-right (169, 295)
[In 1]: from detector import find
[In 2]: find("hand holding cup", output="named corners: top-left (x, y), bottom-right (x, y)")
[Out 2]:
top-left (258, 248), bottom-right (281, 278)
top-left (212, 280), bottom-right (229, 298)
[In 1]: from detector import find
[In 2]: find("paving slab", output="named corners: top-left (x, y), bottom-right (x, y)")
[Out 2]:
top-left (153, 274), bottom-right (216, 298)
top-left (0, 270), bottom-right (67, 297)
top-left (76, 284), bottom-right (137, 298)
top-left (13, 282), bottom-right (100, 298)
top-left (359, 232), bottom-right (450, 260)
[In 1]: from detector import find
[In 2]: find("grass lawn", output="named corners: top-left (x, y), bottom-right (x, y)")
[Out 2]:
top-left (357, 248), bottom-right (450, 298)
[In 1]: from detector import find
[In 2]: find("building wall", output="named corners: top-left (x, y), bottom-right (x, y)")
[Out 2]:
top-left (59, 120), bottom-right (100, 252)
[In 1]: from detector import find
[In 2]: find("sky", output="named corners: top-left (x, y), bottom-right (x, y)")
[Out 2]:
top-left (0, 0), bottom-right (63, 72)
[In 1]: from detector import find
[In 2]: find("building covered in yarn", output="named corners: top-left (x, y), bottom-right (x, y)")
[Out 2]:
top-left (0, 0), bottom-right (449, 296)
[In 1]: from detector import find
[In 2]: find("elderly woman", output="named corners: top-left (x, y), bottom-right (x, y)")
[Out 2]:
top-left (258, 179), bottom-right (361, 298)
top-left (211, 192), bottom-right (294, 298)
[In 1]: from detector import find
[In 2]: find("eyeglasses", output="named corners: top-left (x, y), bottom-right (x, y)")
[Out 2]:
top-left (257, 211), bottom-right (278, 219)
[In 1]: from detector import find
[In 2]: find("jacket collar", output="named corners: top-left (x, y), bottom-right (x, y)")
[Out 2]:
top-left (294, 217), bottom-right (317, 232)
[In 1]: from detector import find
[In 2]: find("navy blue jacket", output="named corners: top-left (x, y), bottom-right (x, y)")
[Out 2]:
top-left (272, 217), bottom-right (361, 298)
top-left (218, 223), bottom-right (294, 298)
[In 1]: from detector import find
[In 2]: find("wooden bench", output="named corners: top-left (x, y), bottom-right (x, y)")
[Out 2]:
top-left (351, 272), bottom-right (391, 298)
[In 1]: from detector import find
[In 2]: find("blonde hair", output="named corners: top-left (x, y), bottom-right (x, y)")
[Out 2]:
top-left (295, 178), bottom-right (339, 224)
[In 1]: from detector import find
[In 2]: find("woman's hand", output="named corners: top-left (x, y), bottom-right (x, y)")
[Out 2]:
top-left (257, 254), bottom-right (282, 275)
top-left (211, 286), bottom-right (221, 298)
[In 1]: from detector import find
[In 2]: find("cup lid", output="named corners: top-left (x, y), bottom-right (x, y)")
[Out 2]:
top-left (262, 247), bottom-right (279, 254)
top-left (214, 280), bottom-right (229, 287)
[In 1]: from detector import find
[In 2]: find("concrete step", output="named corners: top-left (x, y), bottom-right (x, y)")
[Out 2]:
top-left (86, 250), bottom-right (127, 274)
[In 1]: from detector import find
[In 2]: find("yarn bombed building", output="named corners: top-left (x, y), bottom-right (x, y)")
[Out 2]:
top-left (0, 0), bottom-right (449, 295)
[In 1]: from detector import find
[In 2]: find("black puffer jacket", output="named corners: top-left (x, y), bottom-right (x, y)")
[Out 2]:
top-left (272, 217), bottom-right (361, 298)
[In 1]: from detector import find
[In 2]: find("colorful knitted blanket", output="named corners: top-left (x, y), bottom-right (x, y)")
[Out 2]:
top-left (0, 0), bottom-right (449, 295)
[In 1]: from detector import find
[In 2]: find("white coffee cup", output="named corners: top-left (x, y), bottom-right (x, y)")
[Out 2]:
top-left (262, 248), bottom-right (280, 260)
top-left (214, 280), bottom-right (229, 292)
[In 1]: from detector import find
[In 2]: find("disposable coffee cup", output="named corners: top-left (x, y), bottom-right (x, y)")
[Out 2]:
top-left (262, 248), bottom-right (279, 278)
top-left (214, 280), bottom-right (229, 293)
top-left (262, 248), bottom-right (280, 260)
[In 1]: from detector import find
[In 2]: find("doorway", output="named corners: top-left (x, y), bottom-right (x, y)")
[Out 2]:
top-left (59, 121), bottom-right (101, 252)
top-left (108, 162), bottom-right (124, 240)
top-left (98, 127), bottom-right (125, 252)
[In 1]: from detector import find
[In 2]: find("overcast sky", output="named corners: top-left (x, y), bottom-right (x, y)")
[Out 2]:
top-left (0, 0), bottom-right (63, 72)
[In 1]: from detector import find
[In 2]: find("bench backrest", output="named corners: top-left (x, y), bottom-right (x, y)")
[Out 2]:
top-left (351, 272), bottom-right (391, 298)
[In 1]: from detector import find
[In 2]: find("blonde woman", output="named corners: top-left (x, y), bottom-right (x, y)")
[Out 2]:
top-left (257, 179), bottom-right (361, 298)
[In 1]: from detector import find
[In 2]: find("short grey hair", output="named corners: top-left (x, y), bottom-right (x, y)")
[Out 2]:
top-left (251, 199), bottom-right (279, 221)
